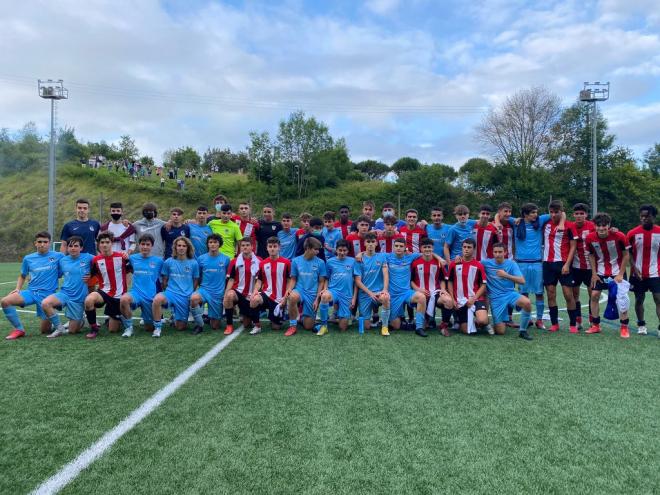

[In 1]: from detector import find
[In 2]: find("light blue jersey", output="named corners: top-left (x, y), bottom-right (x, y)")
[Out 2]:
top-left (198, 252), bottom-right (230, 294)
top-left (129, 254), bottom-right (163, 301)
top-left (445, 220), bottom-right (477, 260)
top-left (291, 255), bottom-right (327, 297)
top-left (326, 256), bottom-right (355, 297)
top-left (189, 223), bottom-right (212, 259)
top-left (58, 253), bottom-right (94, 302)
top-left (387, 252), bottom-right (421, 295)
top-left (513, 214), bottom-right (551, 262)
top-left (354, 252), bottom-right (388, 292)
top-left (426, 224), bottom-right (451, 257)
top-left (482, 258), bottom-right (522, 298)
top-left (322, 227), bottom-right (343, 259)
top-left (277, 229), bottom-right (297, 260)
top-left (21, 251), bottom-right (63, 294)
top-left (161, 258), bottom-right (200, 297)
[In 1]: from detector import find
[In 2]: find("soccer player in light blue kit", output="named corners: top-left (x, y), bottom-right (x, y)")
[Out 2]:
top-left (152, 236), bottom-right (200, 337)
top-left (482, 243), bottom-right (533, 340)
top-left (119, 234), bottom-right (164, 337)
top-left (2, 231), bottom-right (63, 339)
top-left (444, 204), bottom-right (478, 262)
top-left (353, 232), bottom-right (391, 336)
top-left (285, 237), bottom-right (327, 336)
top-left (277, 213), bottom-right (297, 260)
top-left (318, 240), bottom-right (356, 335)
top-left (322, 211), bottom-right (343, 259)
top-left (188, 206), bottom-right (212, 259)
top-left (426, 206), bottom-right (451, 259)
top-left (190, 234), bottom-right (230, 334)
top-left (41, 236), bottom-right (94, 338)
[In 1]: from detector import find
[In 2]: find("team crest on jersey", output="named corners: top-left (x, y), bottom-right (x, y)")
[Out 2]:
top-left (184, 266), bottom-right (191, 272)
top-left (272, 225), bottom-right (276, 230)
top-left (48, 257), bottom-right (55, 262)
top-left (312, 266), bottom-right (318, 271)
top-left (149, 262), bottom-right (156, 268)
top-left (80, 261), bottom-right (86, 267)
top-left (89, 226), bottom-right (95, 231)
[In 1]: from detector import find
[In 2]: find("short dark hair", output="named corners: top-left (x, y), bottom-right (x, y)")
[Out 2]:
top-left (239, 236), bottom-right (253, 245)
top-left (431, 206), bottom-right (443, 213)
top-left (497, 202), bottom-right (512, 212)
top-left (356, 215), bottom-right (371, 225)
top-left (382, 202), bottom-right (395, 209)
top-left (548, 200), bottom-right (563, 211)
top-left (420, 237), bottom-right (433, 247)
top-left (573, 203), bottom-right (589, 213)
top-left (384, 216), bottom-right (398, 225)
top-left (479, 204), bottom-right (493, 213)
top-left (220, 204), bottom-right (232, 213)
top-left (263, 203), bottom-right (274, 210)
top-left (197, 205), bottom-right (208, 212)
top-left (76, 198), bottom-right (90, 206)
top-left (299, 212), bottom-right (312, 221)
top-left (323, 211), bottom-right (336, 221)
top-left (364, 232), bottom-right (377, 242)
top-left (462, 238), bottom-right (476, 247)
top-left (405, 209), bottom-right (418, 216)
top-left (639, 204), bottom-right (658, 217)
top-left (521, 203), bottom-right (539, 217)
top-left (267, 236), bottom-right (280, 245)
top-left (34, 231), bottom-right (51, 241)
top-left (97, 231), bottom-right (114, 243)
top-left (304, 236), bottom-right (322, 250)
top-left (592, 212), bottom-right (612, 226)
top-left (492, 242), bottom-right (506, 251)
top-left (206, 233), bottom-right (223, 247)
top-left (335, 239), bottom-right (349, 250)
top-left (363, 200), bottom-right (375, 209)
top-left (309, 217), bottom-right (323, 228)
top-left (454, 204), bottom-right (469, 215)
top-left (214, 194), bottom-right (227, 202)
top-left (338, 205), bottom-right (350, 211)
top-left (393, 237), bottom-right (406, 245)
top-left (109, 202), bottom-right (123, 209)
top-left (67, 235), bottom-right (83, 247)
top-left (281, 213), bottom-right (292, 220)
top-left (138, 234), bottom-right (155, 245)
top-left (170, 207), bottom-right (184, 215)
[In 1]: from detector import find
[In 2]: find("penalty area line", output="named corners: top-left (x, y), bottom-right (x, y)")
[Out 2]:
top-left (30, 327), bottom-right (244, 495)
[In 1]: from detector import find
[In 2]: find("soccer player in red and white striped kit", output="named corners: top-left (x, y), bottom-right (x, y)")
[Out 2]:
top-left (570, 203), bottom-right (597, 329)
top-left (223, 237), bottom-right (262, 335)
top-left (84, 231), bottom-right (132, 339)
top-left (472, 204), bottom-right (498, 262)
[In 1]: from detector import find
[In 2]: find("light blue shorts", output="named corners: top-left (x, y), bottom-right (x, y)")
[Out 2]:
top-left (196, 288), bottom-right (223, 320)
top-left (390, 289), bottom-right (417, 319)
top-left (518, 262), bottom-right (543, 295)
top-left (326, 289), bottom-right (352, 319)
top-left (20, 289), bottom-right (47, 319)
top-left (358, 292), bottom-right (380, 318)
top-left (128, 291), bottom-right (154, 324)
top-left (490, 292), bottom-right (522, 324)
top-left (52, 291), bottom-right (85, 322)
top-left (160, 290), bottom-right (191, 322)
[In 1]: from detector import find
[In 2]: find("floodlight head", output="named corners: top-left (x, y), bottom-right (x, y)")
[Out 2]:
top-left (38, 79), bottom-right (68, 100)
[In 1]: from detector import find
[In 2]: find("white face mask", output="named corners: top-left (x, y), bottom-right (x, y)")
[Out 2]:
top-left (215, 203), bottom-right (222, 212)
top-left (383, 210), bottom-right (394, 217)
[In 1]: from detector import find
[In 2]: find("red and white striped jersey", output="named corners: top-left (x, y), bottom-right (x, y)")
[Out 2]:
top-left (91, 253), bottom-right (131, 297)
top-left (232, 215), bottom-right (259, 249)
top-left (411, 257), bottom-right (445, 293)
top-left (345, 234), bottom-right (367, 258)
top-left (585, 231), bottom-right (630, 277)
top-left (258, 257), bottom-right (291, 302)
top-left (295, 228), bottom-right (308, 240)
top-left (400, 225), bottom-right (426, 253)
top-left (627, 225), bottom-right (660, 279)
top-left (377, 233), bottom-right (396, 253)
top-left (496, 222), bottom-right (514, 260)
top-left (472, 223), bottom-right (497, 261)
top-left (543, 221), bottom-right (576, 262)
top-left (334, 220), bottom-right (353, 239)
top-left (572, 221), bottom-right (596, 270)
top-left (448, 260), bottom-right (486, 301)
top-left (228, 254), bottom-right (262, 296)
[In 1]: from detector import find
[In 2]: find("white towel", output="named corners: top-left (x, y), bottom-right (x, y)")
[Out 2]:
top-left (457, 296), bottom-right (477, 334)
top-left (426, 290), bottom-right (440, 317)
top-left (274, 301), bottom-right (285, 318)
top-left (616, 279), bottom-right (630, 313)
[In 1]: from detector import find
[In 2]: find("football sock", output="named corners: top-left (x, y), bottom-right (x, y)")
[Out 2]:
top-left (85, 310), bottom-right (97, 326)
top-left (225, 307), bottom-right (233, 326)
top-left (415, 311), bottom-right (424, 330)
top-left (154, 319), bottom-right (163, 331)
top-left (508, 307), bottom-right (513, 320)
top-left (620, 318), bottom-right (629, 325)
top-left (47, 312), bottom-right (61, 328)
top-left (535, 299), bottom-right (544, 320)
top-left (319, 302), bottom-right (329, 325)
top-left (549, 306), bottom-right (558, 325)
top-left (520, 310), bottom-right (531, 333)
top-left (568, 309), bottom-right (577, 326)
top-left (575, 300), bottom-right (582, 319)
top-left (637, 320), bottom-right (646, 327)
top-left (380, 307), bottom-right (390, 328)
top-left (407, 305), bottom-right (414, 323)
top-left (289, 319), bottom-right (297, 328)
top-left (441, 307), bottom-right (452, 324)
top-left (120, 315), bottom-right (133, 331)
top-left (191, 306), bottom-right (204, 327)
top-left (3, 307), bottom-right (23, 330)
top-left (592, 316), bottom-right (600, 325)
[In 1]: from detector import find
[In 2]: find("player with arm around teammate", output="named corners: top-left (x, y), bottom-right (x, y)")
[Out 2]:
top-left (3, 231), bottom-right (63, 339)
top-left (317, 240), bottom-right (357, 335)
top-left (250, 237), bottom-right (291, 334)
top-left (119, 234), bottom-right (163, 337)
top-left (354, 232), bottom-right (391, 336)
top-left (482, 243), bottom-right (533, 340)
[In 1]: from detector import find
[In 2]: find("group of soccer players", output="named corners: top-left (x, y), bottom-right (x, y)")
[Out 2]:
top-left (2, 196), bottom-right (659, 341)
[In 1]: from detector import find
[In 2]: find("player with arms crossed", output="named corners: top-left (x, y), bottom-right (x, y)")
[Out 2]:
top-left (119, 234), bottom-right (163, 337)
top-left (482, 243), bottom-right (533, 340)
top-left (152, 237), bottom-right (200, 337)
top-left (190, 234), bottom-right (230, 334)
top-left (318, 240), bottom-right (357, 335)
top-left (354, 232), bottom-right (391, 336)
top-left (250, 237), bottom-right (291, 334)
top-left (3, 231), bottom-right (63, 339)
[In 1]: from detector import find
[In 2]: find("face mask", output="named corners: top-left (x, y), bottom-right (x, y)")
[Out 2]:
top-left (111, 214), bottom-right (122, 221)
top-left (143, 210), bottom-right (155, 220)
top-left (215, 204), bottom-right (223, 212)
top-left (383, 210), bottom-right (393, 217)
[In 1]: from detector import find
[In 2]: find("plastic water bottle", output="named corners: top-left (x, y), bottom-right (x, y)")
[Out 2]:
top-left (358, 317), bottom-right (366, 335)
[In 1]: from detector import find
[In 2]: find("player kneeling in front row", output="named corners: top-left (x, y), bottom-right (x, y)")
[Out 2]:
top-left (249, 237), bottom-right (291, 334)
top-left (3, 231), bottom-right (63, 340)
top-left (585, 213), bottom-right (631, 338)
top-left (285, 237), bottom-right (327, 336)
top-left (317, 240), bottom-right (356, 335)
top-left (119, 234), bottom-right (163, 337)
top-left (224, 237), bottom-right (262, 335)
top-left (84, 231), bottom-right (133, 339)
top-left (353, 232), bottom-right (391, 336)
top-left (152, 237), bottom-right (200, 337)
top-left (42, 236), bottom-right (94, 338)
top-left (482, 243), bottom-right (533, 340)
top-left (190, 234), bottom-right (230, 335)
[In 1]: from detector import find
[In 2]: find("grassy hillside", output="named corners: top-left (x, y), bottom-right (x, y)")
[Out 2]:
top-left (0, 164), bottom-right (393, 261)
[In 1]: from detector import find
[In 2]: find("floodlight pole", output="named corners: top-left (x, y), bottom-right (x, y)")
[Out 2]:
top-left (579, 82), bottom-right (609, 215)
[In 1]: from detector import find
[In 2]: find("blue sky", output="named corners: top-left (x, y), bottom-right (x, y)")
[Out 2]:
top-left (1, 0), bottom-right (659, 167)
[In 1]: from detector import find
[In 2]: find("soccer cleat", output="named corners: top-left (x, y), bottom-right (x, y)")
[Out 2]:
top-left (439, 322), bottom-right (449, 331)
top-left (519, 331), bottom-right (533, 341)
top-left (548, 324), bottom-right (560, 333)
top-left (427, 319), bottom-right (437, 330)
top-left (535, 320), bottom-right (546, 330)
top-left (5, 329), bottom-right (25, 340)
top-left (569, 326), bottom-right (579, 334)
top-left (152, 328), bottom-right (161, 338)
top-left (637, 325), bottom-right (647, 335)
top-left (620, 325), bottom-right (630, 339)
top-left (485, 325), bottom-right (495, 336)
top-left (505, 321), bottom-right (520, 329)
top-left (223, 325), bottom-right (234, 335)
top-left (415, 327), bottom-right (428, 337)
top-left (440, 326), bottom-right (451, 337)
top-left (85, 330), bottom-right (99, 339)
top-left (48, 326), bottom-right (69, 339)
top-left (121, 328), bottom-right (134, 338)
top-left (284, 326), bottom-right (297, 337)
top-left (585, 325), bottom-right (601, 334)
top-left (316, 325), bottom-right (328, 336)
top-left (192, 325), bottom-right (204, 335)
top-left (249, 326), bottom-right (262, 335)
top-left (380, 326), bottom-right (390, 336)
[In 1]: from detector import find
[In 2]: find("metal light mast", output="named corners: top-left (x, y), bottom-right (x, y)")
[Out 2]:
top-left (579, 82), bottom-right (609, 215)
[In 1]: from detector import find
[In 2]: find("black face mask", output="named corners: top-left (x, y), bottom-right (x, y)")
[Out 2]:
top-left (111, 214), bottom-right (122, 221)
top-left (143, 210), bottom-right (155, 220)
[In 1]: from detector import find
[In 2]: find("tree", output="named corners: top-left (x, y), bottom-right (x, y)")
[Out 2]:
top-left (643, 143), bottom-right (660, 177)
top-left (355, 159), bottom-right (389, 180)
top-left (203, 147), bottom-right (249, 174)
top-left (139, 155), bottom-right (155, 167)
top-left (428, 163), bottom-right (458, 182)
top-left (246, 133), bottom-right (274, 183)
top-left (458, 158), bottom-right (495, 194)
top-left (391, 156), bottom-right (421, 175)
top-left (477, 86), bottom-right (561, 170)
top-left (57, 127), bottom-right (86, 162)
top-left (118, 135), bottom-right (139, 161)
top-left (168, 146), bottom-right (201, 169)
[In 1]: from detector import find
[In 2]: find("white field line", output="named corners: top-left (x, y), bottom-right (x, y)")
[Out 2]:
top-left (0, 281), bottom-right (16, 285)
top-left (31, 327), bottom-right (243, 495)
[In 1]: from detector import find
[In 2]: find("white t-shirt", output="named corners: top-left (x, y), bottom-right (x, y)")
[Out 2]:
top-left (107, 222), bottom-right (135, 253)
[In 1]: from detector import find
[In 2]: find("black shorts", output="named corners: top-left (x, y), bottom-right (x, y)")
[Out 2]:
top-left (592, 273), bottom-right (628, 292)
top-left (543, 261), bottom-right (575, 287)
top-left (455, 300), bottom-right (487, 324)
top-left (629, 274), bottom-right (660, 294)
top-left (571, 268), bottom-right (592, 288)
top-left (235, 292), bottom-right (254, 318)
top-left (257, 292), bottom-right (284, 325)
top-left (94, 290), bottom-right (122, 320)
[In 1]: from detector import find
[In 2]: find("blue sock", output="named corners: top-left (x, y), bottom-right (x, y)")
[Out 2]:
top-left (289, 319), bottom-right (297, 327)
top-left (415, 311), bottom-right (424, 329)
top-left (3, 307), bottom-right (23, 330)
top-left (319, 302), bottom-right (329, 325)
top-left (380, 307), bottom-right (390, 327)
top-left (191, 306), bottom-right (204, 326)
top-left (120, 315), bottom-right (133, 330)
top-left (47, 312), bottom-right (61, 328)
top-left (535, 299), bottom-right (544, 320)
top-left (154, 319), bottom-right (163, 330)
top-left (520, 310), bottom-right (531, 332)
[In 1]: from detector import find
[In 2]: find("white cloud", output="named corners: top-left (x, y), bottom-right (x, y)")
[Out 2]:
top-left (365, 0), bottom-right (401, 15)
